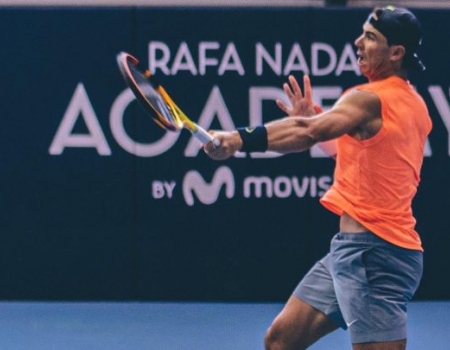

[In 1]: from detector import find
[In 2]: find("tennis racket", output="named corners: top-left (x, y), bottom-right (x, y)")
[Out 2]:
top-left (116, 52), bottom-right (219, 146)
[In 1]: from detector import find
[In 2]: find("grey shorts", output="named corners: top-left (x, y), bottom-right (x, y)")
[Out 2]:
top-left (293, 231), bottom-right (423, 344)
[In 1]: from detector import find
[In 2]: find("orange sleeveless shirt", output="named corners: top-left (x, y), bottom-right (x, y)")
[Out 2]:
top-left (320, 76), bottom-right (432, 251)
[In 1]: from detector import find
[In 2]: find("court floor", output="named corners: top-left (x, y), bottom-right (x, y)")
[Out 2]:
top-left (0, 301), bottom-right (448, 349)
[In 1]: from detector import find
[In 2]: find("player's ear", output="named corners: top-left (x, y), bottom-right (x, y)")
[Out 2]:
top-left (390, 44), bottom-right (406, 64)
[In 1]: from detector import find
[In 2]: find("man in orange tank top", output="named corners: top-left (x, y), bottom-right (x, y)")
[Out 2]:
top-left (204, 6), bottom-right (431, 350)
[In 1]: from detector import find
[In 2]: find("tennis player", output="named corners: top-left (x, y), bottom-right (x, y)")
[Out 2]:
top-left (204, 6), bottom-right (432, 350)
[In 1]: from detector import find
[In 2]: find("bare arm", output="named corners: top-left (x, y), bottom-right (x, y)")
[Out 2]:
top-left (265, 89), bottom-right (380, 153)
top-left (276, 75), bottom-right (337, 157)
top-left (204, 88), bottom-right (381, 160)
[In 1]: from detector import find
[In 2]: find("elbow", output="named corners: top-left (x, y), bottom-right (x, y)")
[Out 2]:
top-left (292, 131), bottom-right (317, 152)
top-left (290, 119), bottom-right (320, 151)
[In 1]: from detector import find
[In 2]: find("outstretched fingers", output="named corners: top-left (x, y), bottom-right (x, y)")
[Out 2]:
top-left (303, 75), bottom-right (313, 104)
top-left (276, 74), bottom-right (317, 117)
top-left (288, 75), bottom-right (304, 99)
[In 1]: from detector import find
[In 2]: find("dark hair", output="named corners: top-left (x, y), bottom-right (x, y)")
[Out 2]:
top-left (367, 6), bottom-right (425, 72)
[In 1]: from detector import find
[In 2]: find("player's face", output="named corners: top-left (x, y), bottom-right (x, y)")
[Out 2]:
top-left (354, 23), bottom-right (392, 80)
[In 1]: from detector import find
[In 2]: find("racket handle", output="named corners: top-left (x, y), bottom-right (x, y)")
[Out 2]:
top-left (186, 122), bottom-right (221, 147)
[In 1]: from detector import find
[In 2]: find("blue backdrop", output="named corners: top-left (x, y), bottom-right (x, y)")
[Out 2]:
top-left (1, 6), bottom-right (449, 301)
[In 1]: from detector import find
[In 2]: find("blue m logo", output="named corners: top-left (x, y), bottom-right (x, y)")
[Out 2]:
top-left (182, 166), bottom-right (235, 206)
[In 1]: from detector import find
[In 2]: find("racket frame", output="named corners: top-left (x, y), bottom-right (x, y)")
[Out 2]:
top-left (117, 52), bottom-right (218, 145)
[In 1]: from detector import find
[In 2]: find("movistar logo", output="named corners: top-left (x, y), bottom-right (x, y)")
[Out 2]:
top-left (182, 166), bottom-right (235, 206)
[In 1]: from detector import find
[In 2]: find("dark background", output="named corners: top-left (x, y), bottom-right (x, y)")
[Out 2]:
top-left (1, 7), bottom-right (449, 301)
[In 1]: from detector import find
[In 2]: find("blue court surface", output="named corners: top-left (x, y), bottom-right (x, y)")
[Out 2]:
top-left (0, 301), bottom-right (448, 349)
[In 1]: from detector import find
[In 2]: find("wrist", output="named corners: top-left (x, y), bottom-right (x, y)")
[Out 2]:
top-left (231, 130), bottom-right (244, 152)
top-left (313, 105), bottom-right (323, 114)
top-left (236, 126), bottom-right (268, 153)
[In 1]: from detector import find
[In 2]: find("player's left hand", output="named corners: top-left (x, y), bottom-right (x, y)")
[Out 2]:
top-left (204, 130), bottom-right (242, 160)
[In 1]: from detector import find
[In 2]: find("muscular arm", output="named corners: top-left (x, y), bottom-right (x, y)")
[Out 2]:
top-left (204, 89), bottom-right (381, 160)
top-left (266, 89), bottom-right (381, 153)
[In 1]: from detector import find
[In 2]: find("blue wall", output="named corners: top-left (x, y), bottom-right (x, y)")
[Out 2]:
top-left (1, 7), bottom-right (449, 301)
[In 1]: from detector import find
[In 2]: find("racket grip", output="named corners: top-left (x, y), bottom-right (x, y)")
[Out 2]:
top-left (190, 124), bottom-right (221, 147)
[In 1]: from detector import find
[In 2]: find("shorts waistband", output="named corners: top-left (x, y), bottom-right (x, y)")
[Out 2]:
top-left (335, 231), bottom-right (384, 243)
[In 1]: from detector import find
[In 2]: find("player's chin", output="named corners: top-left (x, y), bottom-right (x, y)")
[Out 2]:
top-left (358, 66), bottom-right (370, 78)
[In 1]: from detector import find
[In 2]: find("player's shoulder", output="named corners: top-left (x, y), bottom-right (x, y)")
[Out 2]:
top-left (341, 87), bottom-right (381, 111)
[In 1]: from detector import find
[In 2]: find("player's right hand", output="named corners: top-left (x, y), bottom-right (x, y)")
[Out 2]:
top-left (276, 75), bottom-right (319, 117)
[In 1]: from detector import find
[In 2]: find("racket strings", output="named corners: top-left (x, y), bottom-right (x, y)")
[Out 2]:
top-left (118, 52), bottom-right (205, 136)
top-left (131, 67), bottom-right (177, 131)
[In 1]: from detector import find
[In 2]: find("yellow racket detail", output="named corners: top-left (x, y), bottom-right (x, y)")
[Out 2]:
top-left (117, 51), bottom-right (220, 146)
